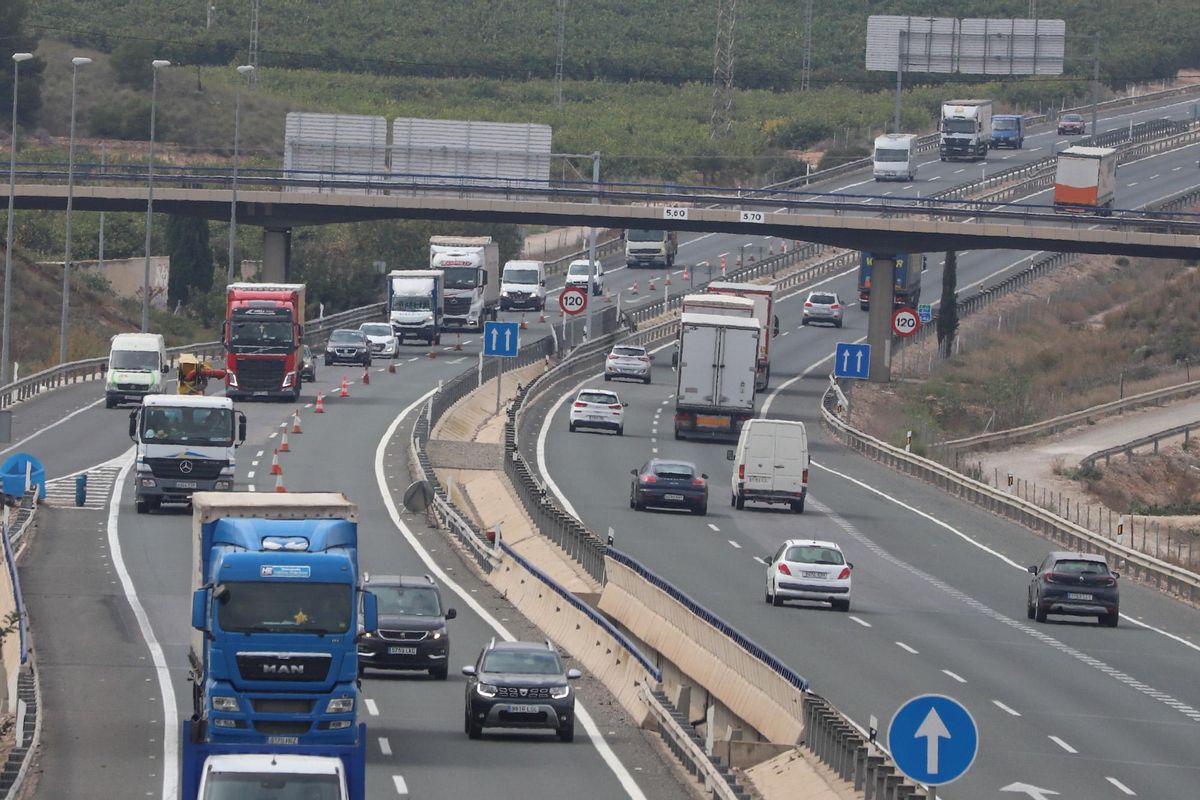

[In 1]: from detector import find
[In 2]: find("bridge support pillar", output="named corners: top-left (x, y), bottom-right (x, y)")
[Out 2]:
top-left (866, 254), bottom-right (896, 383)
top-left (262, 226), bottom-right (292, 283)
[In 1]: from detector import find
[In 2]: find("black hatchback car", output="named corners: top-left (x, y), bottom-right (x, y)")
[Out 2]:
top-left (358, 574), bottom-right (456, 679)
top-left (324, 329), bottom-right (372, 367)
top-left (1027, 552), bottom-right (1120, 627)
top-left (462, 639), bottom-right (581, 742)
top-left (630, 459), bottom-right (708, 515)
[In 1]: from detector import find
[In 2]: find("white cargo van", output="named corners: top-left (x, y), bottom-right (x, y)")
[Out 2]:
top-left (728, 419), bottom-right (808, 513)
top-left (873, 133), bottom-right (918, 181)
top-left (104, 332), bottom-right (169, 408)
top-left (500, 260), bottom-right (546, 311)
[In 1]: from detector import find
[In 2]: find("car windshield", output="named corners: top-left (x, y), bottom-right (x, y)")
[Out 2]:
top-left (1063, 114), bottom-right (1082, 123)
top-left (482, 649), bottom-right (563, 675)
top-left (140, 406), bottom-right (233, 446)
top-left (201, 771), bottom-right (341, 800)
top-left (809, 294), bottom-right (836, 305)
top-left (229, 317), bottom-right (295, 352)
top-left (392, 295), bottom-right (430, 311)
top-left (371, 585), bottom-right (441, 617)
top-left (579, 391), bottom-right (617, 404)
top-left (110, 349), bottom-right (160, 371)
top-left (217, 581), bottom-right (352, 634)
top-left (785, 545), bottom-right (845, 565)
top-left (442, 267), bottom-right (478, 289)
top-left (943, 119), bottom-right (976, 133)
top-left (874, 147), bottom-right (909, 162)
top-left (1053, 559), bottom-right (1109, 575)
top-left (360, 324), bottom-right (391, 336)
top-left (628, 229), bottom-right (666, 242)
top-left (653, 462), bottom-right (695, 479)
top-left (612, 347), bottom-right (645, 358)
top-left (994, 118), bottom-right (1020, 130)
top-left (329, 331), bottom-right (362, 344)
top-left (567, 263), bottom-right (593, 276)
top-left (504, 269), bottom-right (540, 285)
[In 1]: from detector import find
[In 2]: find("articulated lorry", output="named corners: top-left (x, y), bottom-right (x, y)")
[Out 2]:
top-left (224, 283), bottom-right (306, 402)
top-left (940, 99), bottom-right (993, 161)
top-left (129, 395), bottom-right (246, 514)
top-left (703, 282), bottom-right (778, 391)
top-left (1053, 146), bottom-right (1118, 215)
top-left (388, 269), bottom-right (444, 345)
top-left (673, 313), bottom-right (760, 442)
top-left (429, 236), bottom-right (500, 331)
top-left (857, 252), bottom-right (924, 311)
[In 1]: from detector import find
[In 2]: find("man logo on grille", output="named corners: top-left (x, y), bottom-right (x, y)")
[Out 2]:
top-left (179, 460), bottom-right (194, 474)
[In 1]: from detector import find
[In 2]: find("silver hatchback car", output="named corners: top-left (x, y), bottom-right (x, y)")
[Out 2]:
top-left (605, 345), bottom-right (651, 384)
top-left (802, 291), bottom-right (843, 328)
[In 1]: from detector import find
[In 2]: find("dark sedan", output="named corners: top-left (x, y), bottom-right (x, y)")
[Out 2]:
top-left (630, 459), bottom-right (708, 515)
top-left (324, 329), bottom-right (372, 367)
top-left (1057, 113), bottom-right (1086, 135)
top-left (1027, 551), bottom-right (1120, 627)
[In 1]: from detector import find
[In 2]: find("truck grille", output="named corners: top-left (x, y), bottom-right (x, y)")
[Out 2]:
top-left (251, 698), bottom-right (314, 714)
top-left (143, 458), bottom-right (227, 480)
top-left (115, 383), bottom-right (149, 392)
top-left (254, 721), bottom-right (312, 735)
top-left (444, 297), bottom-right (472, 314)
top-left (496, 686), bottom-right (552, 699)
top-left (378, 630), bottom-right (428, 642)
top-left (237, 653), bottom-right (332, 682)
top-left (233, 358), bottom-right (285, 391)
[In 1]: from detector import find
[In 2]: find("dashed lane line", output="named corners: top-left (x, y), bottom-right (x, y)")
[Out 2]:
top-left (992, 700), bottom-right (1021, 717)
top-left (1048, 735), bottom-right (1077, 754)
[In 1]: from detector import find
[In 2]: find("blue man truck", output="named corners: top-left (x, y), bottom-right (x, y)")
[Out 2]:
top-left (183, 492), bottom-right (377, 800)
top-left (857, 252), bottom-right (924, 311)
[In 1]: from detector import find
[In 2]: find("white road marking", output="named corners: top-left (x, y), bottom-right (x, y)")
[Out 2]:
top-left (895, 641), bottom-right (919, 654)
top-left (375, 391), bottom-right (649, 800)
top-left (1172, 166), bottom-right (1182, 171)
top-left (365, 698), bottom-right (380, 716)
top-left (246, 471), bottom-right (255, 479)
top-left (1128, 181), bottom-right (1139, 187)
top-left (255, 450), bottom-right (264, 458)
top-left (707, 523), bottom-right (720, 532)
top-left (1106, 777), bottom-right (1137, 796)
top-left (105, 448), bottom-right (179, 800)
top-left (379, 737), bottom-right (392, 756)
top-left (993, 700), bottom-right (1021, 717)
top-left (1048, 735), bottom-right (1077, 754)
top-left (248, 485), bottom-right (257, 492)
top-left (448, 357), bottom-right (467, 364)
top-left (728, 540), bottom-right (741, 549)
top-left (753, 556), bottom-right (769, 565)
top-left (941, 669), bottom-right (967, 684)
top-left (268, 431), bottom-right (278, 439)
top-left (1149, 174), bottom-right (1160, 179)
top-left (393, 775), bottom-right (409, 795)
top-left (651, 447), bottom-right (658, 454)
top-left (848, 615), bottom-right (872, 628)
top-left (953, 168), bottom-right (965, 174)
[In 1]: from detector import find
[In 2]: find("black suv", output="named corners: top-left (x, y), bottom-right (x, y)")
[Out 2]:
top-left (462, 639), bottom-right (581, 742)
top-left (358, 574), bottom-right (456, 679)
top-left (324, 329), bottom-right (372, 367)
top-left (1027, 551), bottom-right (1120, 627)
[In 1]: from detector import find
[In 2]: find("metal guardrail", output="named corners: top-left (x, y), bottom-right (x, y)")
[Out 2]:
top-left (641, 686), bottom-right (747, 800)
top-left (804, 695), bottom-right (925, 800)
top-left (820, 384), bottom-right (1200, 605)
top-left (1082, 417), bottom-right (1200, 468)
top-left (543, 232), bottom-right (623, 277)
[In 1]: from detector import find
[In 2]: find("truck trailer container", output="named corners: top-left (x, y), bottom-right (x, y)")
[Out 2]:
top-left (1053, 146), bottom-right (1118, 215)
top-left (673, 313), bottom-right (760, 442)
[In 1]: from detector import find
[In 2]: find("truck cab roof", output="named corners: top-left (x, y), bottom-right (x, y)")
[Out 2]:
top-left (142, 394), bottom-right (233, 410)
top-left (203, 753), bottom-right (344, 775)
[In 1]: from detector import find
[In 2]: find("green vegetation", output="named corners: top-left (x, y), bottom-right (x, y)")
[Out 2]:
top-left (165, 216), bottom-right (213, 308)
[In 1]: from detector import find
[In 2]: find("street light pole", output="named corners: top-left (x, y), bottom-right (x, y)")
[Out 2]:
top-left (228, 64), bottom-right (254, 284)
top-left (142, 59), bottom-right (170, 332)
top-left (60, 56), bottom-right (91, 365)
top-left (584, 151), bottom-right (599, 340)
top-left (2, 52), bottom-right (33, 385)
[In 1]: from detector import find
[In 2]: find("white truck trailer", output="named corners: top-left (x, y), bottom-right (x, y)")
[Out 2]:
top-left (673, 312), bottom-right (760, 442)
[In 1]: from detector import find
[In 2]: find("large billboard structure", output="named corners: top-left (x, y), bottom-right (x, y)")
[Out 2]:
top-left (283, 113), bottom-right (389, 194)
top-left (391, 118), bottom-right (552, 197)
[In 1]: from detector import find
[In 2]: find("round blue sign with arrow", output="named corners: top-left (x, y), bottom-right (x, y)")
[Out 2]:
top-left (887, 694), bottom-right (978, 786)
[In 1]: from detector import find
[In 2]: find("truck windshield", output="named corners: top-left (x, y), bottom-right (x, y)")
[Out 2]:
top-left (628, 229), bottom-right (666, 242)
top-left (229, 316), bottom-right (295, 352)
top-left (503, 269), bottom-right (540, 285)
top-left (441, 267), bottom-right (478, 289)
top-left (217, 581), bottom-right (352, 635)
top-left (392, 295), bottom-right (431, 311)
top-left (202, 771), bottom-right (340, 800)
top-left (111, 350), bottom-right (160, 371)
top-left (943, 119), bottom-right (976, 134)
top-left (874, 148), bottom-right (909, 162)
top-left (141, 407), bottom-right (233, 446)
top-left (993, 118), bottom-right (1019, 130)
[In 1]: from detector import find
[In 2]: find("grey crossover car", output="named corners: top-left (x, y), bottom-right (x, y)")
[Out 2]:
top-left (462, 639), bottom-right (581, 741)
top-left (358, 574), bottom-right (456, 679)
top-left (1027, 552), bottom-right (1120, 627)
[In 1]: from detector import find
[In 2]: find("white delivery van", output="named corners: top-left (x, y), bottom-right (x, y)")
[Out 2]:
top-left (728, 418), bottom-right (808, 513)
top-left (104, 332), bottom-right (169, 408)
top-left (873, 133), bottom-right (918, 181)
top-left (500, 260), bottom-right (547, 312)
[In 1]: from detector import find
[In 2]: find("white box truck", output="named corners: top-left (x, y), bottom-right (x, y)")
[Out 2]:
top-left (1053, 146), bottom-right (1118, 216)
top-left (428, 236), bottom-right (500, 331)
top-left (704, 282), bottom-right (779, 390)
top-left (873, 133), bottom-right (919, 181)
top-left (388, 269), bottom-right (443, 345)
top-left (939, 99), bottom-right (993, 161)
top-left (673, 312), bottom-right (760, 442)
top-left (728, 419), bottom-right (809, 513)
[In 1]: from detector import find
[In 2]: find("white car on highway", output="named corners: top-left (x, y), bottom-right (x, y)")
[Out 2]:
top-left (565, 260), bottom-right (605, 296)
top-left (765, 539), bottom-right (853, 611)
top-left (359, 322), bottom-right (399, 358)
top-left (568, 388), bottom-right (626, 435)
top-left (605, 345), bottom-right (651, 384)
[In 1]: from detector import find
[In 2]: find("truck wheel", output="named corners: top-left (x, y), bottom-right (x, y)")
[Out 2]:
top-left (135, 499), bottom-right (148, 514)
top-left (791, 497), bottom-right (805, 514)
top-left (105, 397), bottom-right (116, 409)
top-left (430, 665), bottom-right (448, 680)
top-left (735, 493), bottom-right (745, 510)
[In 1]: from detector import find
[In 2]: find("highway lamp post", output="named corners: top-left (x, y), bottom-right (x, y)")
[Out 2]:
top-left (2, 52), bottom-right (34, 385)
top-left (141, 59), bottom-right (170, 333)
top-left (228, 64), bottom-right (255, 284)
top-left (584, 151), bottom-right (599, 341)
top-left (59, 56), bottom-right (91, 365)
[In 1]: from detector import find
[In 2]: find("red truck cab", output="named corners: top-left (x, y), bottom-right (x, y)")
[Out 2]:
top-left (223, 283), bottom-right (306, 401)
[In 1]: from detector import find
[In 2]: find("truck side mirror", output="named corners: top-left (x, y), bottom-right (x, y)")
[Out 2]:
top-left (237, 412), bottom-right (247, 445)
top-left (540, 279), bottom-right (546, 287)
top-left (361, 590), bottom-right (379, 633)
top-left (128, 411), bottom-right (138, 440)
top-left (726, 449), bottom-right (735, 461)
top-left (191, 588), bottom-right (208, 631)
top-left (773, 316), bottom-right (780, 337)
top-left (446, 608), bottom-right (457, 620)
top-left (481, 271), bottom-right (488, 286)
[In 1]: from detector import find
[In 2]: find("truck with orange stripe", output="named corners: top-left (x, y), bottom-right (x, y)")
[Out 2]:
top-left (1053, 146), bottom-right (1117, 216)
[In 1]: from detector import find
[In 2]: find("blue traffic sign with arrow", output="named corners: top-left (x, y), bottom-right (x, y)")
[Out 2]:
top-left (483, 321), bottom-right (520, 358)
top-left (834, 342), bottom-right (871, 380)
top-left (888, 694), bottom-right (978, 786)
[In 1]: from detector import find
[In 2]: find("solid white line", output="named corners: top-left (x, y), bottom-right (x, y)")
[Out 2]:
top-left (364, 698), bottom-right (380, 716)
top-left (895, 641), bottom-right (919, 654)
top-left (392, 775), bottom-right (409, 795)
top-left (378, 737), bottom-right (392, 756)
top-left (0, 396), bottom-right (105, 457)
top-left (993, 700), bottom-right (1022, 717)
top-left (728, 540), bottom-right (741, 549)
top-left (105, 447), bottom-right (179, 800)
top-left (375, 391), bottom-right (648, 800)
top-left (941, 669), bottom-right (967, 684)
top-left (1048, 735), bottom-right (1077, 754)
top-left (1106, 777), bottom-right (1137, 796)
top-left (848, 615), bottom-right (872, 628)
top-left (707, 523), bottom-right (720, 532)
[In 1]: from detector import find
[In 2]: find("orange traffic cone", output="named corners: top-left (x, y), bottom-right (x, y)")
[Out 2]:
top-left (274, 472), bottom-right (287, 493)
top-left (781, 241), bottom-right (788, 254)
top-left (279, 429), bottom-right (290, 453)
top-left (748, 254), bottom-right (756, 263)
top-left (519, 315), bottom-right (527, 330)
top-left (648, 276), bottom-right (657, 291)
top-left (388, 360), bottom-right (396, 374)
top-left (340, 376), bottom-right (349, 398)
top-left (665, 272), bottom-right (672, 286)
top-left (315, 391), bottom-right (325, 413)
top-left (682, 265), bottom-right (690, 281)
top-left (538, 307), bottom-right (546, 323)
top-left (292, 409), bottom-right (302, 434)
top-left (426, 348), bottom-right (437, 359)
top-left (720, 254), bottom-right (727, 271)
top-left (631, 281), bottom-right (639, 295)
top-left (362, 367), bottom-right (370, 386)
top-left (270, 448), bottom-right (282, 475)
top-left (454, 334), bottom-right (463, 352)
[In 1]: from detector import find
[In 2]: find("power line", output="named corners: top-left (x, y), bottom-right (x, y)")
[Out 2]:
top-left (709, 0), bottom-right (737, 138)
top-left (800, 0), bottom-right (814, 92)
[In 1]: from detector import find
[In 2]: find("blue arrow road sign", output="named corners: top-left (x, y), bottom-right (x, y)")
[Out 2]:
top-left (833, 342), bottom-right (870, 380)
top-left (888, 694), bottom-right (978, 786)
top-left (483, 321), bottom-right (520, 358)
top-left (918, 303), bottom-right (933, 323)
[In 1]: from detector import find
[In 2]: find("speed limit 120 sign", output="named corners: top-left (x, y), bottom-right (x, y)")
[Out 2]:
top-left (891, 307), bottom-right (920, 337)
top-left (559, 286), bottom-right (588, 316)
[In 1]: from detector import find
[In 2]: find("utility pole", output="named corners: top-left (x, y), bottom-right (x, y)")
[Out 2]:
top-left (249, 0), bottom-right (261, 85)
top-left (709, 0), bottom-right (737, 138)
top-left (554, 0), bottom-right (567, 110)
top-left (800, 0), bottom-right (814, 92)
top-left (206, 1), bottom-right (215, 28)
top-left (1091, 31), bottom-right (1101, 138)
top-left (584, 152), bottom-right (599, 341)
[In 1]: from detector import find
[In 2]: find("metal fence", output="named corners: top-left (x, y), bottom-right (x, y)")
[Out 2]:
top-left (804, 694), bottom-right (925, 799)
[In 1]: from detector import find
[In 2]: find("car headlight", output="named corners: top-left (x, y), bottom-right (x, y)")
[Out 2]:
top-left (361, 631), bottom-right (373, 639)
top-left (430, 626), bottom-right (447, 641)
top-left (212, 696), bottom-right (239, 711)
top-left (326, 697), bottom-right (354, 713)
top-left (476, 683), bottom-right (498, 698)
top-left (549, 685), bottom-right (571, 699)
top-left (501, 290), bottom-right (509, 297)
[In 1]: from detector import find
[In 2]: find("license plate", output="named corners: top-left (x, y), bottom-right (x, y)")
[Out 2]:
top-left (748, 475), bottom-right (770, 483)
top-left (802, 570), bottom-right (825, 579)
top-left (507, 704), bottom-right (539, 714)
top-left (664, 494), bottom-right (685, 501)
top-left (175, 481), bottom-right (197, 489)
top-left (266, 736), bottom-right (300, 745)
top-left (696, 414), bottom-right (729, 429)
top-left (388, 646), bottom-right (417, 655)
top-left (252, 390), bottom-right (268, 396)
top-left (1067, 592), bottom-right (1093, 601)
